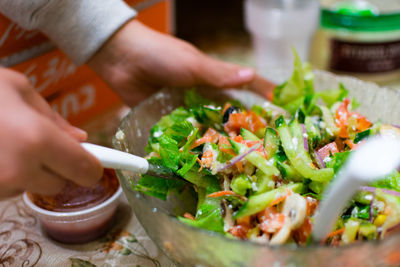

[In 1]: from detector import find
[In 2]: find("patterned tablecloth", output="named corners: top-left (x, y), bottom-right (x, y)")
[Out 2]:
top-left (0, 195), bottom-right (176, 267)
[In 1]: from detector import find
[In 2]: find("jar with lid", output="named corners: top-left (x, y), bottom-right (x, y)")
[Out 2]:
top-left (309, 0), bottom-right (400, 86)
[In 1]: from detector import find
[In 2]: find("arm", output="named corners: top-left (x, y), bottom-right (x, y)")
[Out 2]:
top-left (0, 0), bottom-right (136, 65)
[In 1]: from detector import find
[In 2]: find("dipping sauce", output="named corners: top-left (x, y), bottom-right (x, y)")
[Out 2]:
top-left (28, 168), bottom-right (119, 212)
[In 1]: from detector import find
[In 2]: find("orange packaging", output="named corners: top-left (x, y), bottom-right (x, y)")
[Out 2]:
top-left (136, 0), bottom-right (173, 33)
top-left (10, 49), bottom-right (95, 98)
top-left (48, 76), bottom-right (121, 127)
top-left (0, 15), bottom-right (50, 63)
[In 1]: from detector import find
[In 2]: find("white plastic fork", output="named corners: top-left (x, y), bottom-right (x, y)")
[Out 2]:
top-left (81, 143), bottom-right (180, 180)
top-left (312, 135), bottom-right (400, 241)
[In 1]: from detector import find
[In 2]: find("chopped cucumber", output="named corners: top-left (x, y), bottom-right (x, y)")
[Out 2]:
top-left (255, 169), bottom-right (275, 194)
top-left (241, 128), bottom-right (260, 141)
top-left (263, 127), bottom-right (280, 156)
top-left (231, 174), bottom-right (252, 196)
top-left (276, 116), bottom-right (334, 182)
top-left (277, 161), bottom-right (302, 182)
top-left (234, 183), bottom-right (305, 218)
top-left (229, 140), bottom-right (280, 177)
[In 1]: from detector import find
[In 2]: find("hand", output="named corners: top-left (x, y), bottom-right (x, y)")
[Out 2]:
top-left (88, 20), bottom-right (275, 106)
top-left (0, 68), bottom-right (103, 200)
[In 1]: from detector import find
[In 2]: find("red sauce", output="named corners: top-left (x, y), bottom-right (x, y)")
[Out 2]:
top-left (28, 169), bottom-right (119, 212)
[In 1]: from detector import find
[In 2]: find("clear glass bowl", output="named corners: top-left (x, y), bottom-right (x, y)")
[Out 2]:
top-left (112, 71), bottom-right (400, 267)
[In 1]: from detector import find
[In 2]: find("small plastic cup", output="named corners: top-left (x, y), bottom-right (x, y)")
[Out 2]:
top-left (244, 0), bottom-right (319, 83)
top-left (23, 187), bottom-right (122, 244)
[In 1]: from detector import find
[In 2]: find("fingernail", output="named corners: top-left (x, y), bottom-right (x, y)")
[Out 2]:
top-left (237, 68), bottom-right (255, 80)
top-left (73, 126), bottom-right (88, 139)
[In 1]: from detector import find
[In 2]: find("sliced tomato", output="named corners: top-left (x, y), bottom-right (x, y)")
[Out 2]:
top-left (316, 142), bottom-right (339, 161)
top-left (335, 99), bottom-right (372, 137)
top-left (228, 225), bottom-right (250, 239)
top-left (351, 112), bottom-right (372, 131)
top-left (335, 98), bottom-right (351, 138)
top-left (224, 111), bottom-right (266, 136)
top-left (293, 218), bottom-right (312, 244)
top-left (257, 207), bottom-right (286, 234)
top-left (218, 136), bottom-right (236, 156)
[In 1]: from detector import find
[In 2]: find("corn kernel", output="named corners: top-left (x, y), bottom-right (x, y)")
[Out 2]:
top-left (374, 214), bottom-right (386, 227)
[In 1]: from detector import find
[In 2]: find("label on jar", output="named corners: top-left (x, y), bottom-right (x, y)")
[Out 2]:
top-left (329, 39), bottom-right (400, 73)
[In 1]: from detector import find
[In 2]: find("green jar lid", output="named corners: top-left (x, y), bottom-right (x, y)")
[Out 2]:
top-left (321, 4), bottom-right (400, 32)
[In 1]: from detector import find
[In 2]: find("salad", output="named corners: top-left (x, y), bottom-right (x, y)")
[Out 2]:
top-left (136, 53), bottom-right (400, 246)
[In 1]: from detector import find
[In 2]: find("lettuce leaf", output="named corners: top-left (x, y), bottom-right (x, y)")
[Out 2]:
top-left (273, 49), bottom-right (314, 107)
top-left (318, 83), bottom-right (348, 108)
top-left (135, 174), bottom-right (185, 200)
top-left (159, 135), bottom-right (181, 171)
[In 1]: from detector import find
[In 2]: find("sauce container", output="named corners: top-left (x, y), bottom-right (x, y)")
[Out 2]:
top-left (23, 169), bottom-right (122, 243)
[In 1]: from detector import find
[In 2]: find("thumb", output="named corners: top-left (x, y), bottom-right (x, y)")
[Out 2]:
top-left (195, 55), bottom-right (256, 88)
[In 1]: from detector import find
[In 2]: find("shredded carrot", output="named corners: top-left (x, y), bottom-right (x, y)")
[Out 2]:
top-left (270, 195), bottom-right (288, 206)
top-left (207, 191), bottom-right (236, 198)
top-left (183, 212), bottom-right (195, 220)
top-left (270, 189), bottom-right (291, 206)
top-left (326, 228), bottom-right (345, 239)
top-left (344, 139), bottom-right (361, 150)
top-left (207, 191), bottom-right (247, 201)
top-left (196, 157), bottom-right (203, 172)
top-left (191, 136), bottom-right (213, 149)
top-left (190, 128), bottom-right (220, 149)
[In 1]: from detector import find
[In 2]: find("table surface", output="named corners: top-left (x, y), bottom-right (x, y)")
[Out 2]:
top-left (0, 195), bottom-right (176, 267)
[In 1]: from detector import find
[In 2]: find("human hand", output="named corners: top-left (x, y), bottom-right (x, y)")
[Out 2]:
top-left (88, 20), bottom-right (275, 106)
top-left (0, 68), bottom-right (103, 199)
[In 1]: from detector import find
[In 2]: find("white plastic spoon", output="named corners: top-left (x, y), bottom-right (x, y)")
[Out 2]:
top-left (81, 143), bottom-right (179, 180)
top-left (312, 135), bottom-right (400, 242)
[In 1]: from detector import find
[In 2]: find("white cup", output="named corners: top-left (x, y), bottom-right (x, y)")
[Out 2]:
top-left (245, 0), bottom-right (319, 83)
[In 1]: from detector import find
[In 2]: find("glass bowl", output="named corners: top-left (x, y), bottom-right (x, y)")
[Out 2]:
top-left (112, 70), bottom-right (400, 267)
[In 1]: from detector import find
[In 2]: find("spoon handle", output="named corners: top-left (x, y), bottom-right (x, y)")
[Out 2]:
top-left (81, 143), bottom-right (149, 174)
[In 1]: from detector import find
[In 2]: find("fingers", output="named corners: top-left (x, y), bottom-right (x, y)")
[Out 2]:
top-left (38, 119), bottom-right (103, 187)
top-left (247, 74), bottom-right (276, 101)
top-left (24, 166), bottom-right (66, 195)
top-left (1, 67), bottom-right (87, 141)
top-left (195, 55), bottom-right (256, 88)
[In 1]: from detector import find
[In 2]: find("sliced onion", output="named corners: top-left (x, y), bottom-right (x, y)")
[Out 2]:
top-left (314, 151), bottom-right (326, 168)
top-left (301, 124), bottom-right (309, 151)
top-left (360, 186), bottom-right (400, 197)
top-left (392, 124), bottom-right (400, 129)
top-left (216, 143), bottom-right (261, 172)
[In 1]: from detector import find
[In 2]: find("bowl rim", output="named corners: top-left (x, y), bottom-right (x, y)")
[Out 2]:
top-left (22, 186), bottom-right (122, 217)
top-left (114, 85), bottom-right (400, 252)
